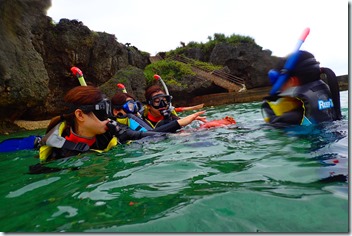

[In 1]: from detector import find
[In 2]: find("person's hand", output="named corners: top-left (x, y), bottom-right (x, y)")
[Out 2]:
top-left (195, 116), bottom-right (207, 123)
top-left (191, 103), bottom-right (204, 110)
top-left (175, 103), bottom-right (204, 112)
top-left (177, 110), bottom-right (206, 127)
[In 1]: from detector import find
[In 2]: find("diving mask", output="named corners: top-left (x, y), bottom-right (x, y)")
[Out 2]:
top-left (120, 100), bottom-right (143, 114)
top-left (149, 94), bottom-right (172, 109)
top-left (76, 98), bottom-right (112, 121)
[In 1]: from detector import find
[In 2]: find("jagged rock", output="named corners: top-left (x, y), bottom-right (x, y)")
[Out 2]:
top-left (183, 48), bottom-right (206, 61)
top-left (0, 0), bottom-right (151, 125)
top-left (99, 66), bottom-right (147, 102)
top-left (209, 42), bottom-right (279, 89)
top-left (0, 0), bottom-right (51, 121)
top-left (167, 75), bottom-right (226, 107)
top-left (0, 0), bottom-right (347, 135)
top-left (174, 42), bottom-right (281, 89)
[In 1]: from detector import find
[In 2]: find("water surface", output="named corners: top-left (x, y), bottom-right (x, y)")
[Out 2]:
top-left (0, 91), bottom-right (348, 233)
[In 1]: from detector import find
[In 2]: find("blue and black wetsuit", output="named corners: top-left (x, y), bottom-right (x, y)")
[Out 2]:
top-left (262, 78), bottom-right (341, 127)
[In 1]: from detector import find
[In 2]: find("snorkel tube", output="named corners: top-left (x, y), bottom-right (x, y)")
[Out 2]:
top-left (153, 74), bottom-right (173, 109)
top-left (153, 74), bottom-right (175, 118)
top-left (70, 66), bottom-right (87, 86)
top-left (117, 83), bottom-right (127, 93)
top-left (153, 74), bottom-right (169, 95)
top-left (269, 27), bottom-right (310, 95)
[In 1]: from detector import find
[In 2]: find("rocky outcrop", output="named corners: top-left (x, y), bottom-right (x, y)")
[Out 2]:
top-left (99, 66), bottom-right (147, 100)
top-left (210, 43), bottom-right (280, 89)
top-left (0, 0), bottom-right (347, 134)
top-left (177, 42), bottom-right (281, 89)
top-left (0, 0), bottom-right (51, 121)
top-left (0, 0), bottom-right (150, 126)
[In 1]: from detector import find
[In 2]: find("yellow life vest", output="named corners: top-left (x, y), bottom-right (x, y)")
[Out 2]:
top-left (39, 121), bottom-right (117, 163)
top-left (264, 97), bottom-right (306, 125)
top-left (267, 97), bottom-right (302, 116)
top-left (116, 117), bottom-right (129, 126)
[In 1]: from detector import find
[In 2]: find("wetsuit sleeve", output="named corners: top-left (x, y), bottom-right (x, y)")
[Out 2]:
top-left (117, 128), bottom-right (164, 143)
top-left (0, 135), bottom-right (38, 152)
top-left (153, 120), bottom-right (181, 133)
top-left (107, 120), bottom-right (164, 143)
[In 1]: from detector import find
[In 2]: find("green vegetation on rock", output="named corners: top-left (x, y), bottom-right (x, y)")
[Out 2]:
top-left (167, 33), bottom-right (256, 57)
top-left (144, 59), bottom-right (196, 86)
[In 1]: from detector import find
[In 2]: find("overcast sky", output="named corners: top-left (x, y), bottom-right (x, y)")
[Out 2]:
top-left (47, 0), bottom-right (348, 76)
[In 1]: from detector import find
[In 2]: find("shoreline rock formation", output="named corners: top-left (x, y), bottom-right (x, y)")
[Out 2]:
top-left (0, 0), bottom-right (347, 134)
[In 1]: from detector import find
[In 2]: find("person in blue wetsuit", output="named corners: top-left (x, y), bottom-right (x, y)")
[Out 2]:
top-left (261, 50), bottom-right (342, 127)
top-left (111, 92), bottom-right (152, 132)
top-left (111, 92), bottom-right (205, 133)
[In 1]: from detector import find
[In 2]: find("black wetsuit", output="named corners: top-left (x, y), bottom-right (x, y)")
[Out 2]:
top-left (262, 79), bottom-right (341, 127)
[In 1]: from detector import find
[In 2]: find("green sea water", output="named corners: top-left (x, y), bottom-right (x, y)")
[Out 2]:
top-left (0, 91), bottom-right (348, 233)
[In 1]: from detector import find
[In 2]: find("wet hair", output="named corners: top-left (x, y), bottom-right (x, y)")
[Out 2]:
top-left (277, 50), bottom-right (321, 85)
top-left (46, 86), bottom-right (105, 133)
top-left (145, 85), bottom-right (165, 101)
top-left (64, 86), bottom-right (104, 109)
top-left (111, 92), bottom-right (135, 108)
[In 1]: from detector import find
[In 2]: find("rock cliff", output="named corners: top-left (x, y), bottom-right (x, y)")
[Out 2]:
top-left (0, 0), bottom-right (149, 125)
top-left (0, 0), bottom-right (347, 134)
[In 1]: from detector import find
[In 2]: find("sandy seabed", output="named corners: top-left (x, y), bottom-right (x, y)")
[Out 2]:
top-left (14, 120), bottom-right (50, 130)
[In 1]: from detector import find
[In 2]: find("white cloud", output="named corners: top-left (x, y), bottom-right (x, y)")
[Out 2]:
top-left (47, 0), bottom-right (348, 75)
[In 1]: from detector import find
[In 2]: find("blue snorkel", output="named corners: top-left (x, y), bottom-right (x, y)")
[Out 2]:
top-left (269, 28), bottom-right (310, 95)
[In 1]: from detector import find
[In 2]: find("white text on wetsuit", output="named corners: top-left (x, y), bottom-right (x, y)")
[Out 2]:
top-left (318, 98), bottom-right (334, 110)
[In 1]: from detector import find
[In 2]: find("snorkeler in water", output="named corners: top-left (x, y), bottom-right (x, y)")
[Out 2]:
top-left (261, 50), bottom-right (342, 127)
top-left (111, 91), bottom-right (205, 134)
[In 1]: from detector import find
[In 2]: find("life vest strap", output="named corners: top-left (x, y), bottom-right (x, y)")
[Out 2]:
top-left (62, 140), bottom-right (90, 152)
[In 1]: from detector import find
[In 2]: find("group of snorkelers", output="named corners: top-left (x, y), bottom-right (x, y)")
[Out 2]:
top-left (0, 49), bottom-right (343, 168)
top-left (38, 81), bottom-right (207, 162)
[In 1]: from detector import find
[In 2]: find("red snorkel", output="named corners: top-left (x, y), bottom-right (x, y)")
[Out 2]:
top-left (70, 66), bottom-right (87, 86)
top-left (117, 83), bottom-right (127, 93)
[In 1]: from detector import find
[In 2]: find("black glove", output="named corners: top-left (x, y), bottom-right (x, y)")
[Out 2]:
top-left (107, 120), bottom-right (121, 134)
